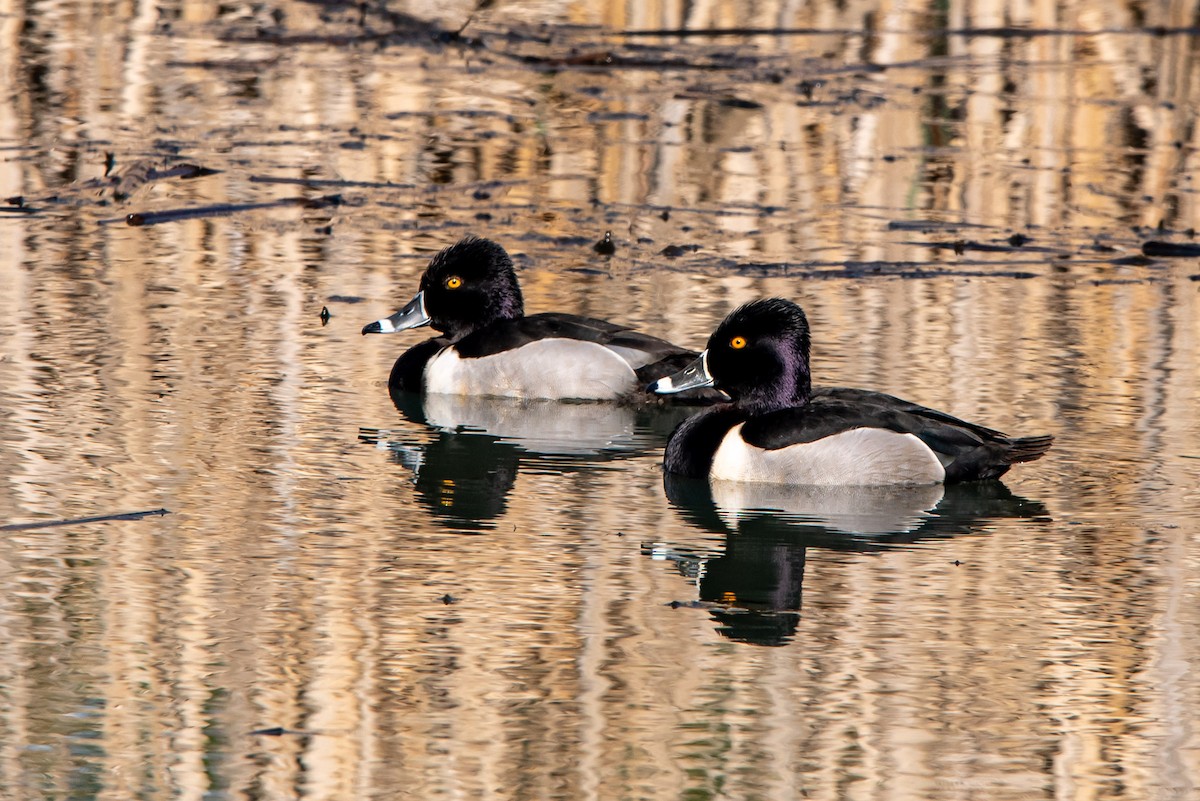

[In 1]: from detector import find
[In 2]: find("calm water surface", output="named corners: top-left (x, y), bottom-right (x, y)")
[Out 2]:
top-left (1, 1), bottom-right (1199, 799)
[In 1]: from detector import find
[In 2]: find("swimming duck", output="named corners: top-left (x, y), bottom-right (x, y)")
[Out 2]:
top-left (362, 236), bottom-right (717, 402)
top-left (650, 298), bottom-right (1053, 486)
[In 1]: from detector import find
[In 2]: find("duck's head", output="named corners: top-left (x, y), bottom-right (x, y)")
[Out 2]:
top-left (362, 236), bottom-right (525, 341)
top-left (650, 298), bottom-right (813, 412)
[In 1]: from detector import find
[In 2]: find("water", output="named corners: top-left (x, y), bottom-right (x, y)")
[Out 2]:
top-left (1, 1), bottom-right (1199, 798)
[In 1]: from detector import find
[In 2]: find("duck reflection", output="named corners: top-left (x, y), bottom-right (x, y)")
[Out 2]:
top-left (362, 392), bottom-right (692, 530)
top-left (648, 476), bottom-right (1050, 646)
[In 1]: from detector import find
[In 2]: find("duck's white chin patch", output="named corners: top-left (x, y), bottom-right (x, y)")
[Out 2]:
top-left (424, 339), bottom-right (637, 400)
top-left (710, 425), bottom-right (946, 486)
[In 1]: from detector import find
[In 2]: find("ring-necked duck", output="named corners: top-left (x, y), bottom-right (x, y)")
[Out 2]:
top-left (362, 236), bottom-right (716, 403)
top-left (650, 298), bottom-right (1053, 486)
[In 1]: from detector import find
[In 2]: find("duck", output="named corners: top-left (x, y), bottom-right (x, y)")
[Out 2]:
top-left (362, 235), bottom-right (718, 402)
top-left (650, 298), bottom-right (1053, 486)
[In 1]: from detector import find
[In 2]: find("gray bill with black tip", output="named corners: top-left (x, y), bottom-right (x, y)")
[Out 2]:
top-left (649, 350), bottom-right (714, 394)
top-left (362, 291), bottom-right (431, 335)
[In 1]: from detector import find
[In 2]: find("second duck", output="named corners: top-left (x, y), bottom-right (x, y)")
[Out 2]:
top-left (651, 298), bottom-right (1053, 486)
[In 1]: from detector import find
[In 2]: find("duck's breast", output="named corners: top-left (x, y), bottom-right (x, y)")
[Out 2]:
top-left (424, 339), bottom-right (637, 400)
top-left (710, 423), bottom-right (947, 486)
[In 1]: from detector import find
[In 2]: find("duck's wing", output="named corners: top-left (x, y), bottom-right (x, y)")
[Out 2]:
top-left (811, 387), bottom-right (1011, 439)
top-left (453, 313), bottom-right (684, 363)
top-left (743, 394), bottom-right (1053, 482)
top-left (529, 313), bottom-right (697, 370)
top-left (453, 313), bottom-right (724, 403)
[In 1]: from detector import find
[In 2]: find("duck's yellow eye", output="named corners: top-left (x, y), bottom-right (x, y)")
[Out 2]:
top-left (445, 276), bottom-right (463, 289)
top-left (730, 336), bottom-right (747, 350)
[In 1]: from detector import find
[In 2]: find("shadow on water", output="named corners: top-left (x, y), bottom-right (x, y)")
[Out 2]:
top-left (359, 392), bottom-right (693, 530)
top-left (648, 476), bottom-right (1051, 646)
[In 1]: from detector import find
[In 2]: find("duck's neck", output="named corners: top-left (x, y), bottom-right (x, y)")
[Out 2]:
top-left (490, 281), bottom-right (524, 323)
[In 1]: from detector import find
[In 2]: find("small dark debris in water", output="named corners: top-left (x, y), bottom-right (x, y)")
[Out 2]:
top-left (525, 50), bottom-right (615, 67)
top-left (1089, 241), bottom-right (1118, 253)
top-left (731, 260), bottom-right (1039, 280)
top-left (119, 195), bottom-right (342, 227)
top-left (542, 212), bottom-right (557, 221)
top-left (848, 90), bottom-right (886, 108)
top-left (566, 267), bottom-right (607, 276)
top-left (668, 600), bottom-right (683, 609)
top-left (660, 244), bottom-right (701, 258)
top-left (104, 152), bottom-right (115, 177)
top-left (472, 189), bottom-right (491, 200)
top-left (303, 194), bottom-right (343, 209)
top-left (929, 239), bottom-right (1023, 254)
top-left (882, 154), bottom-right (897, 162)
top-left (660, 210), bottom-right (670, 221)
top-left (1110, 255), bottom-right (1155, 266)
top-left (1187, 228), bottom-right (1196, 238)
top-left (1189, 274), bottom-right (1200, 281)
top-left (796, 80), bottom-right (822, 99)
top-left (320, 307), bottom-right (331, 326)
top-left (719, 97), bottom-right (763, 110)
top-left (155, 163), bottom-right (219, 181)
top-left (327, 295), bottom-right (366, 304)
top-left (550, 235), bottom-right (594, 247)
top-left (886, 219), bottom-right (991, 232)
top-left (1008, 233), bottom-right (1031, 247)
top-left (340, 140), bottom-right (366, 150)
top-left (593, 231), bottom-right (616, 255)
top-left (586, 111), bottom-right (650, 122)
top-left (440, 594), bottom-right (458, 604)
top-left (475, 212), bottom-right (493, 221)
top-left (5, 196), bottom-right (24, 207)
top-left (952, 560), bottom-right (962, 566)
top-left (615, 531), bottom-right (624, 537)
top-left (251, 174), bottom-right (416, 190)
top-left (1142, 240), bottom-right (1200, 258)
top-left (315, 225), bottom-right (332, 235)
top-left (250, 726), bottom-right (314, 737)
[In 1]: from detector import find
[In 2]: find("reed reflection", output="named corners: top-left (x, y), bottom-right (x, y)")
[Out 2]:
top-left (650, 476), bottom-right (1051, 646)
top-left (362, 392), bottom-right (690, 529)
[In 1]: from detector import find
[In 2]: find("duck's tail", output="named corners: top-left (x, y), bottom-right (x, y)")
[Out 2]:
top-left (1007, 434), bottom-right (1054, 464)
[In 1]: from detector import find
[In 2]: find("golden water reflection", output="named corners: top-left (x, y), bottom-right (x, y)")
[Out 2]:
top-left (1, 0), bottom-right (1199, 798)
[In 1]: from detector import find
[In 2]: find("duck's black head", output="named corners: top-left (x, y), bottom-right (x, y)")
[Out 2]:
top-left (418, 236), bottom-right (525, 340)
top-left (705, 298), bottom-right (813, 412)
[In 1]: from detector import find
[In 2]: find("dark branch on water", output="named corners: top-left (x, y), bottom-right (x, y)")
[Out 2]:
top-left (1, 508), bottom-right (170, 532)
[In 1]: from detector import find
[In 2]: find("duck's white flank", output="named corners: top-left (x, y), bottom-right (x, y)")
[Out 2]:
top-left (710, 424), bottom-right (947, 486)
top-left (424, 339), bottom-right (636, 400)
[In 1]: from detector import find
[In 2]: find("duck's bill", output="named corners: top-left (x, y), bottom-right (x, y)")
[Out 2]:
top-left (362, 292), bottom-right (431, 335)
top-left (649, 350), bottom-right (715, 394)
